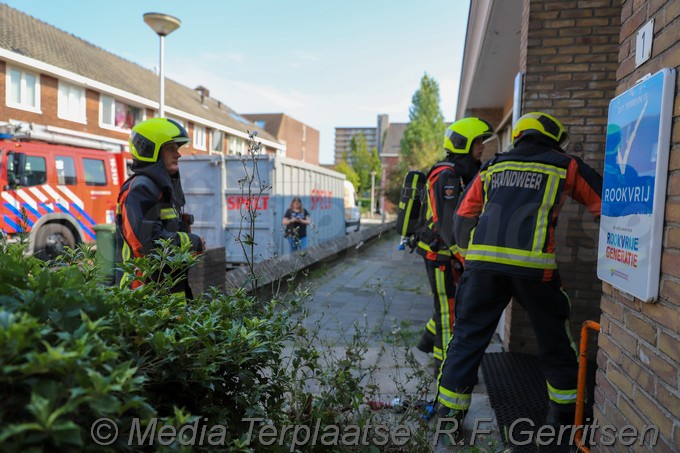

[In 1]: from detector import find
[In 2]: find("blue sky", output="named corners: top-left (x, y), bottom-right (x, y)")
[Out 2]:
top-left (5, 0), bottom-right (470, 164)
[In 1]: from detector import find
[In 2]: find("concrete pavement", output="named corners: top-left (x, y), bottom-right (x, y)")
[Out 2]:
top-left (293, 217), bottom-right (505, 451)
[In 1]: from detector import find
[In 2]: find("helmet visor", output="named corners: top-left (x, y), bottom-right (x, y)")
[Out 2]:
top-left (170, 136), bottom-right (190, 149)
top-left (558, 132), bottom-right (569, 149)
top-left (482, 133), bottom-right (497, 145)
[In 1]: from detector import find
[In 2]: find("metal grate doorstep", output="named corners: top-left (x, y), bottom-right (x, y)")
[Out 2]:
top-left (481, 352), bottom-right (596, 453)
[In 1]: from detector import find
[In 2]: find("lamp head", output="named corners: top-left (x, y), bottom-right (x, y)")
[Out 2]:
top-left (143, 12), bottom-right (181, 36)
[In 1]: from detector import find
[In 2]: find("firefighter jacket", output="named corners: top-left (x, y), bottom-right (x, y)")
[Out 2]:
top-left (115, 159), bottom-right (203, 293)
top-left (453, 139), bottom-right (602, 281)
top-left (415, 158), bottom-right (463, 262)
top-left (416, 153), bottom-right (480, 261)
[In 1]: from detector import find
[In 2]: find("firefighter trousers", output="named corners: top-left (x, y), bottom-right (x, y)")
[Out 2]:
top-left (437, 270), bottom-right (578, 411)
top-left (423, 258), bottom-right (457, 372)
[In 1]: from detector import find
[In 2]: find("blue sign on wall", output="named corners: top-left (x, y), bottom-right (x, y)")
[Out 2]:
top-left (597, 68), bottom-right (675, 302)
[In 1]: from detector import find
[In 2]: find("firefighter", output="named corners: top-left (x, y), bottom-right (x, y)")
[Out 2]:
top-left (415, 117), bottom-right (495, 375)
top-left (115, 117), bottom-right (204, 299)
top-left (436, 112), bottom-right (603, 430)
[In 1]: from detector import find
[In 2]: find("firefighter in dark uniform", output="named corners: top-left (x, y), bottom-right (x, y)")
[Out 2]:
top-left (415, 117), bottom-right (495, 375)
top-left (436, 112), bottom-right (603, 429)
top-left (115, 117), bottom-right (204, 299)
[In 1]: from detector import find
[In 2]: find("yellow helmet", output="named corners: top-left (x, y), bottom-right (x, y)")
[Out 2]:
top-left (444, 117), bottom-right (495, 154)
top-left (512, 112), bottom-right (569, 148)
top-left (130, 117), bottom-right (190, 163)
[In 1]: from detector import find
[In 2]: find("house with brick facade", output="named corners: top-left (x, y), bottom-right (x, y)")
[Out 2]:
top-left (0, 4), bottom-right (284, 159)
top-left (243, 113), bottom-right (320, 165)
top-left (459, 0), bottom-right (679, 450)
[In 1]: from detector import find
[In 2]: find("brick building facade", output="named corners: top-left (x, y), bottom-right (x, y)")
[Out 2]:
top-left (459, 0), bottom-right (679, 450)
top-left (0, 4), bottom-right (284, 159)
top-left (596, 1), bottom-right (680, 450)
top-left (243, 113), bottom-right (320, 164)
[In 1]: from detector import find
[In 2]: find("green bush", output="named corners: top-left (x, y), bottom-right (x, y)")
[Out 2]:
top-left (0, 236), bottom-right (439, 452)
top-left (0, 239), bottom-right (297, 451)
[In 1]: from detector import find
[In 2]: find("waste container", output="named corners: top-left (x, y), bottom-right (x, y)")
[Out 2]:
top-left (93, 224), bottom-right (116, 285)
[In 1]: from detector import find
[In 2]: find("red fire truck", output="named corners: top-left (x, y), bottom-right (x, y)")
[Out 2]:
top-left (0, 138), bottom-right (127, 259)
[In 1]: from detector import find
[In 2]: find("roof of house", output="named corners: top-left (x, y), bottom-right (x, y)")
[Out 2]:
top-left (381, 122), bottom-right (407, 155)
top-left (0, 4), bottom-right (279, 145)
top-left (242, 113), bottom-right (285, 139)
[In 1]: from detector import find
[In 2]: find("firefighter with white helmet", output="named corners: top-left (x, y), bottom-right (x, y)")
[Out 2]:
top-left (115, 117), bottom-right (204, 298)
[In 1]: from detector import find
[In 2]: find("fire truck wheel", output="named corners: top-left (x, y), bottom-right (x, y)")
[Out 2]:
top-left (34, 224), bottom-right (76, 261)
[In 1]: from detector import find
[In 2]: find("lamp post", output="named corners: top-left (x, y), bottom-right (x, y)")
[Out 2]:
top-left (143, 12), bottom-right (181, 117)
top-left (370, 171), bottom-right (376, 219)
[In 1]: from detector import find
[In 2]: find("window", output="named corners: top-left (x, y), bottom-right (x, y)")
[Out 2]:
top-left (58, 81), bottom-right (86, 123)
top-left (6, 67), bottom-right (40, 112)
top-left (55, 156), bottom-right (77, 185)
top-left (100, 95), bottom-right (143, 130)
top-left (22, 155), bottom-right (47, 186)
top-left (193, 125), bottom-right (206, 150)
top-left (211, 129), bottom-right (223, 153)
top-left (83, 158), bottom-right (107, 186)
top-left (227, 135), bottom-right (247, 155)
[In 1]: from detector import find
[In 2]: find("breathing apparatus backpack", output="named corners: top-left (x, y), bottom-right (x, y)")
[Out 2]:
top-left (395, 162), bottom-right (457, 252)
top-left (395, 170), bottom-right (427, 251)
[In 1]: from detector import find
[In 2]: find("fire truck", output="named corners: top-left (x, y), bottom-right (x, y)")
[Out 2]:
top-left (0, 137), bottom-right (127, 259)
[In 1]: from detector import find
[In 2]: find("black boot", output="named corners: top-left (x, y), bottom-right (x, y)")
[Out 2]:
top-left (417, 329), bottom-right (435, 354)
top-left (545, 402), bottom-right (576, 427)
top-left (434, 404), bottom-right (467, 446)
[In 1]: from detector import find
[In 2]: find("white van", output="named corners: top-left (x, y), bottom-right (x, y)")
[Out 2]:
top-left (344, 180), bottom-right (361, 234)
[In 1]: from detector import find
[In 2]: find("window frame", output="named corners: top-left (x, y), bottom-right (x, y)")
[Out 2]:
top-left (227, 134), bottom-right (247, 156)
top-left (210, 129), bottom-right (223, 153)
top-left (55, 155), bottom-right (77, 185)
top-left (193, 124), bottom-right (207, 151)
top-left (57, 81), bottom-right (87, 124)
top-left (6, 66), bottom-right (41, 113)
top-left (99, 94), bottom-right (144, 131)
top-left (82, 158), bottom-right (108, 187)
top-left (21, 154), bottom-right (47, 187)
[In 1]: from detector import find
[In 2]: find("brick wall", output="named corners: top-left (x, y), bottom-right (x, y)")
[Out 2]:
top-left (594, 0), bottom-right (680, 451)
top-left (507, 0), bottom-right (621, 355)
top-left (281, 116), bottom-right (320, 165)
top-left (0, 68), bottom-right (216, 156)
top-left (188, 247), bottom-right (227, 295)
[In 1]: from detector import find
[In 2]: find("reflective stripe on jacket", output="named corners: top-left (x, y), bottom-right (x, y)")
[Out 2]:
top-left (416, 161), bottom-right (462, 262)
top-left (454, 142), bottom-right (602, 281)
top-left (115, 173), bottom-right (203, 291)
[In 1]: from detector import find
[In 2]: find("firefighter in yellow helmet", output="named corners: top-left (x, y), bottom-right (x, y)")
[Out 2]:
top-left (115, 118), bottom-right (205, 298)
top-left (415, 117), bottom-right (495, 376)
top-left (436, 112), bottom-right (602, 434)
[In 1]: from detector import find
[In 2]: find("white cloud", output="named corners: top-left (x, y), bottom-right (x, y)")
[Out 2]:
top-left (291, 50), bottom-right (321, 62)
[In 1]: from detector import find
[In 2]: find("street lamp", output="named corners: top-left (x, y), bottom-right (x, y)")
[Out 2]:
top-left (143, 12), bottom-right (181, 117)
top-left (370, 171), bottom-right (376, 219)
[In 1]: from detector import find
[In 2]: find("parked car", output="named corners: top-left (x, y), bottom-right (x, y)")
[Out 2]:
top-left (344, 180), bottom-right (361, 234)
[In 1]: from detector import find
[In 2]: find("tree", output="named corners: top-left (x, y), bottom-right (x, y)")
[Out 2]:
top-left (400, 73), bottom-right (446, 171)
top-left (386, 73), bottom-right (446, 203)
top-left (335, 158), bottom-right (360, 190)
top-left (335, 132), bottom-right (381, 195)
